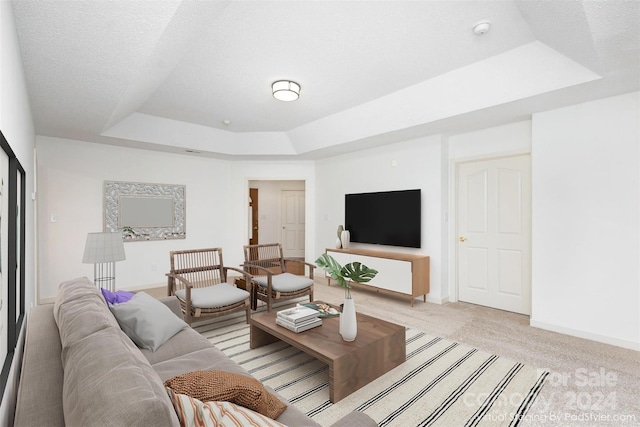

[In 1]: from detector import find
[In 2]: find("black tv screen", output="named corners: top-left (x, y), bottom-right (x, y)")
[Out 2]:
top-left (345, 189), bottom-right (421, 248)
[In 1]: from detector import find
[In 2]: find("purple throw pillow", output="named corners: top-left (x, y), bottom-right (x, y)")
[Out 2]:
top-left (101, 288), bottom-right (135, 305)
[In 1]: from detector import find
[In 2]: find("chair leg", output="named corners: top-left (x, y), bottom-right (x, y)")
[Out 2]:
top-left (244, 300), bottom-right (251, 324)
top-left (167, 277), bottom-right (173, 297)
top-left (266, 277), bottom-right (273, 312)
top-left (250, 283), bottom-right (258, 310)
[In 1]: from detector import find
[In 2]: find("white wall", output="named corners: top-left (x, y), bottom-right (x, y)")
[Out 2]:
top-left (315, 135), bottom-right (445, 302)
top-left (36, 137), bottom-right (316, 301)
top-left (448, 120), bottom-right (532, 161)
top-left (37, 137), bottom-right (233, 299)
top-left (445, 112), bottom-right (640, 350)
top-left (248, 180), bottom-right (305, 244)
top-left (530, 92), bottom-right (640, 350)
top-left (0, 1), bottom-right (36, 424)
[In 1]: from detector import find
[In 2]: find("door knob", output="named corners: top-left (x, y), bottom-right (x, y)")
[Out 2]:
top-left (459, 236), bottom-right (467, 242)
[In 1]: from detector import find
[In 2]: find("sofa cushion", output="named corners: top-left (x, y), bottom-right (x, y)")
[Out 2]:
top-left (54, 276), bottom-right (105, 309)
top-left (62, 326), bottom-right (179, 426)
top-left (166, 389), bottom-right (286, 427)
top-left (253, 272), bottom-right (314, 293)
top-left (53, 277), bottom-right (120, 360)
top-left (164, 370), bottom-right (287, 420)
top-left (109, 292), bottom-right (188, 351)
top-left (152, 347), bottom-right (250, 381)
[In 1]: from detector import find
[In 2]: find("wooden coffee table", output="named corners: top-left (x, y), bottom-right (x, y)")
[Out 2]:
top-left (249, 302), bottom-right (405, 403)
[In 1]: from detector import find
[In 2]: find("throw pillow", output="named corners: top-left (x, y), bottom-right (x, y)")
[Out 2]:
top-left (166, 388), bottom-right (286, 427)
top-left (164, 370), bottom-right (287, 420)
top-left (109, 291), bottom-right (188, 351)
top-left (101, 288), bottom-right (135, 304)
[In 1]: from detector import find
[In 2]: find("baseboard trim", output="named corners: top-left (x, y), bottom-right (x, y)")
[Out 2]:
top-left (426, 295), bottom-right (448, 305)
top-left (38, 296), bottom-right (55, 305)
top-left (530, 319), bottom-right (640, 351)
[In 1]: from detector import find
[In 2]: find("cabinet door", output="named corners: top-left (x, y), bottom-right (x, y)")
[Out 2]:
top-left (356, 255), bottom-right (412, 294)
top-left (330, 251), bottom-right (351, 266)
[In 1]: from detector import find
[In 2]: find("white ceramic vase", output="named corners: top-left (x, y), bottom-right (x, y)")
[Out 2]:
top-left (335, 237), bottom-right (342, 248)
top-left (339, 297), bottom-right (357, 342)
top-left (340, 230), bottom-right (350, 249)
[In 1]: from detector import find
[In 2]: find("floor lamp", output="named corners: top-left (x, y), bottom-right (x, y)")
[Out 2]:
top-left (82, 232), bottom-right (126, 291)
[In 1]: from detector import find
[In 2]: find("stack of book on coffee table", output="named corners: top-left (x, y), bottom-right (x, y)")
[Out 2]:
top-left (276, 305), bottom-right (322, 333)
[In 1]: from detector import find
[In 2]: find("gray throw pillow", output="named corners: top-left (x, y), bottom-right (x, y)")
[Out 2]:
top-left (110, 291), bottom-right (188, 351)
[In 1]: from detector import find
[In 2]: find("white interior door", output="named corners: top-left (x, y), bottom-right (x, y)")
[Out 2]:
top-left (281, 190), bottom-right (305, 258)
top-left (457, 155), bottom-right (531, 315)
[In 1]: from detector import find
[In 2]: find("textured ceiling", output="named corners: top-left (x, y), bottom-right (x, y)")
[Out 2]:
top-left (11, 0), bottom-right (640, 159)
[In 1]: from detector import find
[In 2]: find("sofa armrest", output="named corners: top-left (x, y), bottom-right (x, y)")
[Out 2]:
top-left (329, 411), bottom-right (378, 427)
top-left (159, 296), bottom-right (183, 319)
top-left (14, 304), bottom-right (65, 427)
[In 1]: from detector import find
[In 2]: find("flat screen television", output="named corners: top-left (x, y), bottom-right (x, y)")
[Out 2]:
top-left (345, 189), bottom-right (421, 248)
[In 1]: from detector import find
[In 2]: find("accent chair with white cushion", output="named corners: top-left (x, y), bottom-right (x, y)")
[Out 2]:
top-left (242, 243), bottom-right (315, 312)
top-left (167, 247), bottom-right (251, 324)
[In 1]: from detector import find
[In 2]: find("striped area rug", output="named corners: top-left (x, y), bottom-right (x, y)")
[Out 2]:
top-left (196, 315), bottom-right (547, 427)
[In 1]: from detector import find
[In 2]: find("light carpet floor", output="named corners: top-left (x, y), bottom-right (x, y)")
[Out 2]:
top-left (146, 279), bottom-right (639, 426)
top-left (197, 314), bottom-right (547, 427)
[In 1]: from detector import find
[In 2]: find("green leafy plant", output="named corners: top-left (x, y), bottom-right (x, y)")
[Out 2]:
top-left (121, 226), bottom-right (138, 238)
top-left (315, 253), bottom-right (378, 299)
top-left (122, 226), bottom-right (133, 233)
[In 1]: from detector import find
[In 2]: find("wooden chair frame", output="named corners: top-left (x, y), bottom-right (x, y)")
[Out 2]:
top-left (242, 243), bottom-right (315, 312)
top-left (167, 247), bottom-right (251, 324)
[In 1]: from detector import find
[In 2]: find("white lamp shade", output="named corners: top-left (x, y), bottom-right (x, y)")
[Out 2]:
top-left (272, 80), bottom-right (300, 101)
top-left (82, 232), bottom-right (126, 263)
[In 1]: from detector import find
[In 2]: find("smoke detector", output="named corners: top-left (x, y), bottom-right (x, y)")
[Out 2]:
top-left (473, 21), bottom-right (491, 36)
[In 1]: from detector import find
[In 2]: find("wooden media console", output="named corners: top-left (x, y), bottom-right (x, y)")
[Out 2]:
top-left (325, 247), bottom-right (430, 306)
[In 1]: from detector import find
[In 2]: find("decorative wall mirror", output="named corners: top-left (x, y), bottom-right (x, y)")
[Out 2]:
top-left (104, 181), bottom-right (185, 241)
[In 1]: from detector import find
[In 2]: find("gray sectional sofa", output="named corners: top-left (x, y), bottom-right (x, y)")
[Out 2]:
top-left (14, 277), bottom-right (375, 426)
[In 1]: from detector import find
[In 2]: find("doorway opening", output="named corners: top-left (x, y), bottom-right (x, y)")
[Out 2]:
top-left (248, 180), bottom-right (306, 260)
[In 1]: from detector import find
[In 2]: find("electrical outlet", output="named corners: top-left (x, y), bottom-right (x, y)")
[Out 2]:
top-left (50, 213), bottom-right (58, 223)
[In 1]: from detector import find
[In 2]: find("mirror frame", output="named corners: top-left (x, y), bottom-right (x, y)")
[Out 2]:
top-left (104, 181), bottom-right (186, 241)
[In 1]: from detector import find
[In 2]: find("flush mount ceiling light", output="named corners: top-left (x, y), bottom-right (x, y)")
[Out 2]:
top-left (272, 80), bottom-right (300, 101)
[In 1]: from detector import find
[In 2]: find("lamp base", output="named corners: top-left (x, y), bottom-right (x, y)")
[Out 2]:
top-left (94, 262), bottom-right (117, 291)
